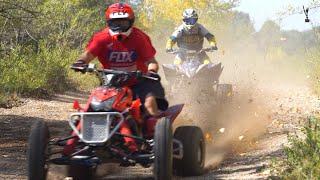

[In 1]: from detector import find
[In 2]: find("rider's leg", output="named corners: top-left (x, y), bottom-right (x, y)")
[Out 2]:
top-left (132, 80), bottom-right (168, 137)
top-left (132, 79), bottom-right (168, 115)
top-left (144, 96), bottom-right (159, 116)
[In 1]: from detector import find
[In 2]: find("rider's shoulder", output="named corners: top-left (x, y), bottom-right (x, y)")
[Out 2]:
top-left (131, 27), bottom-right (152, 39)
top-left (176, 24), bottom-right (185, 31)
top-left (196, 23), bottom-right (206, 29)
top-left (197, 23), bottom-right (211, 32)
top-left (91, 28), bottom-right (111, 41)
top-left (172, 24), bottom-right (184, 34)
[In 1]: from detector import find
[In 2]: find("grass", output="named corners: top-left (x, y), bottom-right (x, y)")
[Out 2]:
top-left (275, 117), bottom-right (320, 179)
top-left (1, 44), bottom-right (71, 93)
top-left (0, 42), bottom-right (99, 106)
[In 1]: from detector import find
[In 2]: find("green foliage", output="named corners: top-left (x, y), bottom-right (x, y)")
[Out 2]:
top-left (0, 0), bottom-right (318, 107)
top-left (0, 0), bottom-right (112, 50)
top-left (0, 93), bottom-right (8, 107)
top-left (0, 0), bottom-right (112, 104)
top-left (255, 20), bottom-right (281, 53)
top-left (135, 0), bottom-right (238, 47)
top-left (229, 11), bottom-right (255, 41)
top-left (0, 43), bottom-right (77, 95)
top-left (277, 117), bottom-right (320, 179)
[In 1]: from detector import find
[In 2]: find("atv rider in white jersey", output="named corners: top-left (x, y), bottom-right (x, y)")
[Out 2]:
top-left (166, 8), bottom-right (218, 65)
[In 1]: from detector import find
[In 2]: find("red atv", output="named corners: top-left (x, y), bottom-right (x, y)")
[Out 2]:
top-left (27, 64), bottom-right (206, 180)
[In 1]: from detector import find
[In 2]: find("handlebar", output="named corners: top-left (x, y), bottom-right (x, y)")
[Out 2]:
top-left (167, 48), bottom-right (216, 55)
top-left (70, 65), bottom-right (160, 81)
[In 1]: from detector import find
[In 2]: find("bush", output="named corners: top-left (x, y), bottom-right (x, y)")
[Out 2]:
top-left (0, 43), bottom-right (78, 96)
top-left (0, 1), bottom-right (110, 105)
top-left (279, 117), bottom-right (320, 179)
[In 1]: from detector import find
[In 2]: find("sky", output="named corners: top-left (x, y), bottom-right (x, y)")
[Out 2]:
top-left (235, 0), bottom-right (320, 31)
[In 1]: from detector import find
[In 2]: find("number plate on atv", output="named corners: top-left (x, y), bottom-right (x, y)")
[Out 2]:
top-left (69, 112), bottom-right (124, 143)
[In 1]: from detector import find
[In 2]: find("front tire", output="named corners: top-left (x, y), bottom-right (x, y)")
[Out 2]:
top-left (153, 117), bottom-right (173, 180)
top-left (27, 120), bottom-right (50, 180)
top-left (173, 126), bottom-right (205, 176)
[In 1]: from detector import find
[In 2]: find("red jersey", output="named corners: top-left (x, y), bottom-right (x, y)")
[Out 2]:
top-left (86, 27), bottom-right (156, 73)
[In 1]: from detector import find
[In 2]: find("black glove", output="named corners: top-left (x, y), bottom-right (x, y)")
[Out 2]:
top-left (210, 46), bottom-right (218, 51)
top-left (146, 71), bottom-right (161, 81)
top-left (72, 60), bottom-right (86, 67)
top-left (71, 60), bottom-right (87, 73)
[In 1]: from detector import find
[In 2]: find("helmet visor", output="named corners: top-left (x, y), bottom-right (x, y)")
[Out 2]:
top-left (183, 18), bottom-right (198, 25)
top-left (108, 18), bottom-right (132, 32)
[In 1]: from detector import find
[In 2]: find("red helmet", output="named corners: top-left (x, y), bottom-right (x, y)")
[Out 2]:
top-left (105, 3), bottom-right (135, 41)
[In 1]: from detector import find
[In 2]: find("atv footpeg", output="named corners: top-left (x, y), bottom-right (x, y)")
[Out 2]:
top-left (50, 155), bottom-right (101, 166)
top-left (71, 156), bottom-right (101, 166)
top-left (120, 157), bottom-right (136, 167)
top-left (49, 136), bottom-right (77, 146)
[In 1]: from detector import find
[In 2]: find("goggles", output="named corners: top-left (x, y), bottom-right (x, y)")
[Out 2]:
top-left (108, 18), bottom-right (132, 32)
top-left (183, 18), bottom-right (198, 25)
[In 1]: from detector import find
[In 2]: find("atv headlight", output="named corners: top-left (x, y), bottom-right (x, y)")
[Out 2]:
top-left (90, 96), bottom-right (116, 111)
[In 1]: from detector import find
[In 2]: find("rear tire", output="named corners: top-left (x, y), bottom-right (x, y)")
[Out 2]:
top-left (173, 126), bottom-right (205, 176)
top-left (27, 120), bottom-right (50, 180)
top-left (153, 117), bottom-right (173, 180)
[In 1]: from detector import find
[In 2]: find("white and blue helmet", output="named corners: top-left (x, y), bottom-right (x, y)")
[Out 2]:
top-left (182, 8), bottom-right (198, 30)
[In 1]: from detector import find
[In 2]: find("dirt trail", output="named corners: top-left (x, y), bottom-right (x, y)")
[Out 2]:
top-left (199, 83), bottom-right (318, 180)
top-left (0, 80), bottom-right (318, 179)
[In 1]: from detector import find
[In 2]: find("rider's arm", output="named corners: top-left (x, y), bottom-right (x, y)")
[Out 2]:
top-left (76, 51), bottom-right (95, 64)
top-left (166, 26), bottom-right (183, 51)
top-left (166, 37), bottom-right (177, 50)
top-left (205, 33), bottom-right (217, 47)
top-left (198, 24), bottom-right (218, 47)
top-left (146, 58), bottom-right (159, 73)
top-left (75, 32), bottom-right (102, 64)
top-left (137, 30), bottom-right (158, 72)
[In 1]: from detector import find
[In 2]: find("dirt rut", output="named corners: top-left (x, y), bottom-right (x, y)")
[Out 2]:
top-left (0, 84), bottom-right (318, 179)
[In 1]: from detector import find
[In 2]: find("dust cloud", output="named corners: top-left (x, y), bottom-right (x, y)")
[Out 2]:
top-left (159, 44), bottom-right (310, 168)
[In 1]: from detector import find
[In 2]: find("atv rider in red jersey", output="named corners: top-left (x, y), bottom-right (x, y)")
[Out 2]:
top-left (71, 3), bottom-right (168, 153)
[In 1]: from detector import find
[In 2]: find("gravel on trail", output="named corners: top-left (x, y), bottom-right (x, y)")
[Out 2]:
top-left (0, 84), bottom-right (319, 180)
